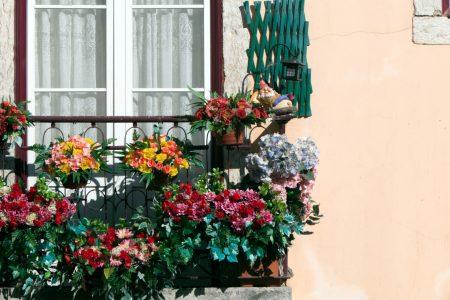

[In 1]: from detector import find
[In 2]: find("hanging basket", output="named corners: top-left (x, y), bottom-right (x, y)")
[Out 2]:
top-left (62, 175), bottom-right (89, 190)
top-left (215, 129), bottom-right (245, 145)
top-left (146, 173), bottom-right (174, 191)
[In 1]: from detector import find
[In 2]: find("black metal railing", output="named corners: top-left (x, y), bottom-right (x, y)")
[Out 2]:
top-left (1, 115), bottom-right (292, 223)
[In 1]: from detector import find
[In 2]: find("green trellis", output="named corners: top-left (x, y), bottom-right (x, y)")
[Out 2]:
top-left (243, 0), bottom-right (312, 117)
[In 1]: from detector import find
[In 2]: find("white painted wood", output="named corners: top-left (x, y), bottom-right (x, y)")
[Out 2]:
top-left (132, 88), bottom-right (205, 93)
top-left (131, 5), bottom-right (204, 9)
top-left (34, 5), bottom-right (107, 9)
top-left (27, 0), bottom-right (37, 187)
top-left (35, 88), bottom-right (108, 92)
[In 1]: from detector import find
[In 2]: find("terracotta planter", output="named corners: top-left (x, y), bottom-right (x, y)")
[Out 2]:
top-left (62, 175), bottom-right (88, 189)
top-left (216, 129), bottom-right (245, 145)
top-left (214, 259), bottom-right (285, 287)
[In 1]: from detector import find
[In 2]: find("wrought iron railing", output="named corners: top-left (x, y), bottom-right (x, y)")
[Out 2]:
top-left (0, 115), bottom-right (292, 223)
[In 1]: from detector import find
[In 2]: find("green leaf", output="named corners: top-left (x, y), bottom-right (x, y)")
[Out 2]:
top-left (104, 267), bottom-right (114, 279)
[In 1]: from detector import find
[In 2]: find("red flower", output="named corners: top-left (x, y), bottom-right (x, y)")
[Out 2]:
top-left (164, 191), bottom-right (173, 199)
top-left (235, 109), bottom-right (247, 119)
top-left (195, 108), bottom-right (204, 120)
top-left (87, 236), bottom-right (96, 246)
top-left (64, 254), bottom-right (72, 265)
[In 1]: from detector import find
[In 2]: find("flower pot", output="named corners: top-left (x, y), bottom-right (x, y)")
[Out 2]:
top-left (216, 129), bottom-right (245, 145)
top-left (214, 259), bottom-right (285, 287)
top-left (146, 173), bottom-right (173, 191)
top-left (62, 175), bottom-right (88, 189)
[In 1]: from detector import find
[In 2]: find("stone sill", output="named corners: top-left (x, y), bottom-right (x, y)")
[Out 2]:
top-left (1, 287), bottom-right (292, 300)
top-left (413, 16), bottom-right (450, 44)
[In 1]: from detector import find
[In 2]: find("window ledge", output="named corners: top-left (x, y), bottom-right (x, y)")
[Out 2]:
top-left (413, 16), bottom-right (450, 44)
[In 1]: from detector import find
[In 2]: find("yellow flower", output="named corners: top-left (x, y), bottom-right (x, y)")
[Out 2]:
top-left (138, 164), bottom-right (152, 174)
top-left (142, 148), bottom-right (156, 160)
top-left (73, 148), bottom-right (83, 156)
top-left (93, 160), bottom-right (101, 172)
top-left (80, 159), bottom-right (91, 171)
top-left (85, 138), bottom-right (95, 145)
top-left (169, 166), bottom-right (179, 177)
top-left (180, 159), bottom-right (189, 169)
top-left (155, 153), bottom-right (168, 163)
top-left (59, 164), bottom-right (71, 175)
top-left (62, 142), bottom-right (74, 152)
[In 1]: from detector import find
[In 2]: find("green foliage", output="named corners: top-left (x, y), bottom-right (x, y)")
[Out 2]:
top-left (194, 168), bottom-right (225, 194)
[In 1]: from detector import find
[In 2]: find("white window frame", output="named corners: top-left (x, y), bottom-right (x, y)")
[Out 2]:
top-left (26, 0), bottom-right (211, 183)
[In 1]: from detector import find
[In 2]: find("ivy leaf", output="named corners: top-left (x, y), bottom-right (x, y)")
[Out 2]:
top-left (104, 267), bottom-right (114, 279)
top-left (211, 246), bottom-right (225, 261)
top-left (227, 254), bottom-right (238, 263)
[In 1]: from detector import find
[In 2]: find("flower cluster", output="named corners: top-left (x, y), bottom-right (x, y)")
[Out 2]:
top-left (73, 226), bottom-right (157, 270)
top-left (162, 183), bottom-right (210, 222)
top-left (246, 133), bottom-right (319, 183)
top-left (191, 92), bottom-right (268, 135)
top-left (33, 136), bottom-right (112, 188)
top-left (206, 189), bottom-right (273, 233)
top-left (245, 134), bottom-right (319, 221)
top-left (296, 137), bottom-right (320, 170)
top-left (45, 135), bottom-right (101, 175)
top-left (0, 180), bottom-right (75, 230)
top-left (124, 134), bottom-right (189, 177)
top-left (0, 100), bottom-right (32, 144)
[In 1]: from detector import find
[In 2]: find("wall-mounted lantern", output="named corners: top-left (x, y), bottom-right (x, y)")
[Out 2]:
top-left (271, 43), bottom-right (305, 82)
top-left (282, 57), bottom-right (303, 82)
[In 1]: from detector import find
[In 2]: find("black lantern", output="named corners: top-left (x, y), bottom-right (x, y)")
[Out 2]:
top-left (282, 57), bottom-right (304, 82)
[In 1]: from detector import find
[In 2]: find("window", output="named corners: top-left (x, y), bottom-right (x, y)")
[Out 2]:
top-left (26, 0), bottom-right (211, 159)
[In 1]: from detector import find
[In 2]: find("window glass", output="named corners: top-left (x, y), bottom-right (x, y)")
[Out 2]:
top-left (35, 9), bottom-right (107, 88)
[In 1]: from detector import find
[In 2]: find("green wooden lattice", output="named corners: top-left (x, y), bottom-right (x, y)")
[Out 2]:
top-left (243, 0), bottom-right (312, 117)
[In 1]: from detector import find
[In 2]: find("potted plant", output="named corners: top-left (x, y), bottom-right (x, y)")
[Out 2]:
top-left (190, 90), bottom-right (269, 145)
top-left (120, 132), bottom-right (200, 191)
top-left (32, 135), bottom-right (113, 189)
top-left (0, 99), bottom-right (33, 149)
top-left (65, 217), bottom-right (160, 299)
top-left (0, 177), bottom-right (76, 290)
top-left (154, 169), bottom-right (307, 287)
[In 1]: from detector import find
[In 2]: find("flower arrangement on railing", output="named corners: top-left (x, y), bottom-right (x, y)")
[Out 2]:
top-left (245, 133), bottom-right (321, 224)
top-left (190, 89), bottom-right (269, 145)
top-left (64, 216), bottom-right (160, 298)
top-left (0, 131), bottom-right (320, 297)
top-left (152, 167), bottom-right (309, 280)
top-left (0, 177), bottom-right (76, 288)
top-left (0, 99), bottom-right (33, 148)
top-left (120, 132), bottom-right (201, 190)
top-left (32, 135), bottom-right (113, 189)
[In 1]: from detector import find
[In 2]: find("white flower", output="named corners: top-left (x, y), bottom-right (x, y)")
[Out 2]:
top-left (26, 213), bottom-right (37, 226)
top-left (48, 202), bottom-right (57, 214)
top-left (0, 186), bottom-right (11, 197)
top-left (116, 228), bottom-right (133, 239)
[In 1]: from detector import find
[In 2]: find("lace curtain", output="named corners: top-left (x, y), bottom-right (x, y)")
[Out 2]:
top-left (35, 1), bottom-right (204, 143)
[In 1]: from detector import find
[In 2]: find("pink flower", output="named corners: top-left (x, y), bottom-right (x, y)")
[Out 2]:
top-left (116, 228), bottom-right (134, 239)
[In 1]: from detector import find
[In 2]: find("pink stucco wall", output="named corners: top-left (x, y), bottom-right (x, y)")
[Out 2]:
top-left (1, 0), bottom-right (450, 299)
top-left (286, 0), bottom-right (450, 299)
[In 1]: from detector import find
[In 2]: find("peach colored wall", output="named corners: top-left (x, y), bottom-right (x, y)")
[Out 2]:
top-left (286, 0), bottom-right (450, 299)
